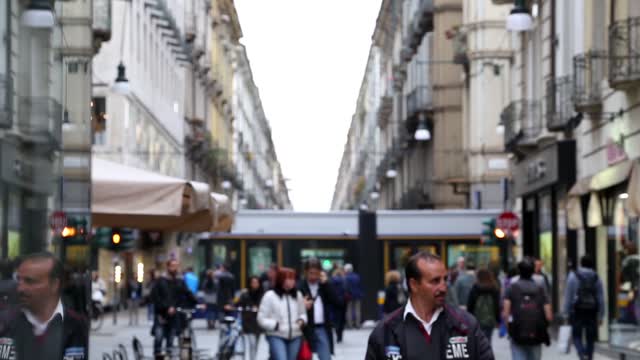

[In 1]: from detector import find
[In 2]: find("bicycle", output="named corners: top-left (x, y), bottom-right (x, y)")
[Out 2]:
top-left (214, 307), bottom-right (246, 360)
top-left (174, 306), bottom-right (215, 360)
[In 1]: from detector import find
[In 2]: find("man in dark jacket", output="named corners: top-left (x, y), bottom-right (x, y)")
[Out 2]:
top-left (151, 259), bottom-right (197, 355)
top-left (0, 252), bottom-right (88, 359)
top-left (300, 258), bottom-right (343, 360)
top-left (366, 252), bottom-right (493, 360)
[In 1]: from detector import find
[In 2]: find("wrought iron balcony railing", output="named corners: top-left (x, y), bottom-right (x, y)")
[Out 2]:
top-left (18, 97), bottom-right (62, 147)
top-left (573, 51), bottom-right (607, 112)
top-left (546, 76), bottom-right (576, 131)
top-left (501, 100), bottom-right (542, 152)
top-left (0, 74), bottom-right (10, 129)
top-left (93, 0), bottom-right (112, 43)
top-left (406, 85), bottom-right (432, 119)
top-left (609, 17), bottom-right (640, 88)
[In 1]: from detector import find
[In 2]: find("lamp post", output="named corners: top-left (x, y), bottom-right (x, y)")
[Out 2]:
top-left (414, 116), bottom-right (431, 141)
top-left (22, 0), bottom-right (55, 28)
top-left (506, 0), bottom-right (534, 32)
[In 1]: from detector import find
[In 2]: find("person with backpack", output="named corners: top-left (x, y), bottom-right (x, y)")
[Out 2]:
top-left (366, 251), bottom-right (493, 360)
top-left (563, 255), bottom-right (604, 360)
top-left (467, 268), bottom-right (501, 345)
top-left (502, 257), bottom-right (552, 360)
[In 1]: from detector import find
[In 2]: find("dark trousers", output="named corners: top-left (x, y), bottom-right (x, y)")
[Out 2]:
top-left (571, 315), bottom-right (598, 360)
top-left (333, 307), bottom-right (346, 343)
top-left (153, 315), bottom-right (180, 354)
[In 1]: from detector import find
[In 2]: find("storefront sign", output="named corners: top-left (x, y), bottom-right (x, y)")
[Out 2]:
top-left (513, 141), bottom-right (576, 197)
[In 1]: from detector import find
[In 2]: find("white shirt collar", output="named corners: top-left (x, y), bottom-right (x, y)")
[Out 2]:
top-left (23, 299), bottom-right (64, 336)
top-left (403, 298), bottom-right (443, 335)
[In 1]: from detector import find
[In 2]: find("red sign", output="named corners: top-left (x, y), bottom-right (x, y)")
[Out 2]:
top-left (50, 211), bottom-right (67, 232)
top-left (497, 212), bottom-right (520, 233)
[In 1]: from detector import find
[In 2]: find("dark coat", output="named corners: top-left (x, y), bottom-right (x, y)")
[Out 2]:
top-left (383, 282), bottom-right (406, 314)
top-left (467, 285), bottom-right (501, 326)
top-left (0, 306), bottom-right (89, 359)
top-left (238, 289), bottom-right (264, 335)
top-left (365, 304), bottom-right (494, 360)
top-left (299, 280), bottom-right (343, 354)
top-left (151, 275), bottom-right (197, 317)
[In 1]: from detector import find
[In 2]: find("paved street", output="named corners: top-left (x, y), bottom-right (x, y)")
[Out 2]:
top-left (89, 309), bottom-right (615, 359)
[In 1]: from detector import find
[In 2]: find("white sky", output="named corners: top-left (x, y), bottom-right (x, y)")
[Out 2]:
top-left (234, 1), bottom-right (382, 211)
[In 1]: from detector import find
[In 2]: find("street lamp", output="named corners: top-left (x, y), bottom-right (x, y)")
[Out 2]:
top-left (221, 180), bottom-right (232, 190)
top-left (265, 179), bottom-right (274, 188)
top-left (386, 168), bottom-right (398, 179)
top-left (22, 0), bottom-right (55, 28)
top-left (414, 116), bottom-right (431, 141)
top-left (506, 0), bottom-right (534, 32)
top-left (112, 62), bottom-right (131, 95)
top-left (370, 191), bottom-right (380, 200)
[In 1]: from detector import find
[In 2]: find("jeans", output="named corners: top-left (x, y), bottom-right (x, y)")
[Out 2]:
top-left (510, 342), bottom-right (541, 360)
top-left (153, 315), bottom-right (179, 355)
top-left (147, 303), bottom-right (154, 321)
top-left (312, 327), bottom-right (331, 360)
top-left (481, 326), bottom-right (493, 346)
top-left (571, 316), bottom-right (598, 360)
top-left (266, 335), bottom-right (301, 360)
top-left (246, 333), bottom-right (261, 360)
top-left (347, 299), bottom-right (362, 328)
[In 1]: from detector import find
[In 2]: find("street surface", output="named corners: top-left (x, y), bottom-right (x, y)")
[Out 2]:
top-left (89, 309), bottom-right (614, 359)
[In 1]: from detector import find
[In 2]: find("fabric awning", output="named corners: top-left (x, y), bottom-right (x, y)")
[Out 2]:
top-left (589, 159), bottom-right (633, 191)
top-left (626, 160), bottom-right (640, 217)
top-left (92, 158), bottom-right (216, 231)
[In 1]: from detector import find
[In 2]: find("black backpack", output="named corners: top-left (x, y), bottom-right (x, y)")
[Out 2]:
top-left (509, 280), bottom-right (548, 345)
top-left (573, 272), bottom-right (598, 313)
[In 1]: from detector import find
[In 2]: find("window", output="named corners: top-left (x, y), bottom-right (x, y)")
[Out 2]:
top-left (92, 97), bottom-right (107, 145)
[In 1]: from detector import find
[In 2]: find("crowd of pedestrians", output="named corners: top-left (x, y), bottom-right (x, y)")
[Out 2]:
top-left (375, 252), bottom-right (606, 360)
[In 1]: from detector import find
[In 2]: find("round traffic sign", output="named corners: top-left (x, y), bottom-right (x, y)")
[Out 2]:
top-left (50, 211), bottom-right (67, 232)
top-left (497, 211), bottom-right (520, 233)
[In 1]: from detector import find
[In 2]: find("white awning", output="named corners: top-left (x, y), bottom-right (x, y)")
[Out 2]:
top-left (91, 158), bottom-right (229, 232)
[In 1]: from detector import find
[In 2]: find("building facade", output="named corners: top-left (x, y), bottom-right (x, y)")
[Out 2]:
top-left (233, 45), bottom-right (292, 210)
top-left (333, 0), bottom-right (509, 213)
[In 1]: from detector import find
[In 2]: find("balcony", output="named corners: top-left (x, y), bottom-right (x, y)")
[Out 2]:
top-left (403, 0), bottom-right (434, 61)
top-left (406, 85), bottom-right (432, 120)
top-left (573, 51), bottom-right (607, 112)
top-left (501, 100), bottom-right (542, 152)
top-left (17, 97), bottom-right (62, 147)
top-left (545, 76), bottom-right (576, 131)
top-left (377, 95), bottom-right (393, 128)
top-left (92, 0), bottom-right (112, 44)
top-left (609, 17), bottom-right (640, 89)
top-left (0, 75), bottom-right (10, 129)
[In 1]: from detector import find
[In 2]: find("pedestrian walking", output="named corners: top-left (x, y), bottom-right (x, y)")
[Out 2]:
top-left (503, 257), bottom-right (552, 360)
top-left (127, 275), bottom-right (142, 326)
top-left (563, 255), bottom-right (604, 360)
top-left (215, 263), bottom-right (236, 318)
top-left (467, 268), bottom-right (500, 345)
top-left (299, 258), bottom-right (343, 360)
top-left (238, 276), bottom-right (265, 360)
top-left (344, 263), bottom-right (363, 328)
top-left (258, 267), bottom-right (307, 360)
top-left (183, 266), bottom-right (199, 295)
top-left (365, 251), bottom-right (493, 360)
top-left (150, 259), bottom-right (197, 356)
top-left (383, 270), bottom-right (406, 315)
top-left (330, 267), bottom-right (348, 343)
top-left (453, 257), bottom-right (476, 310)
top-left (143, 269), bottom-right (158, 322)
top-left (534, 258), bottom-right (551, 295)
top-left (200, 269), bottom-right (218, 329)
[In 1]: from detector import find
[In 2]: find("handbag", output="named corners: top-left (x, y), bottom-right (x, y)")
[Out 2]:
top-left (297, 339), bottom-right (312, 360)
top-left (557, 324), bottom-right (572, 354)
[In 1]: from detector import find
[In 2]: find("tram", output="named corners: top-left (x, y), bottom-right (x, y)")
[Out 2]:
top-left (199, 209), bottom-right (504, 320)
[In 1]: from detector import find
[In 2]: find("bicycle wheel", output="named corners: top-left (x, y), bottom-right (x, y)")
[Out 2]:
top-left (91, 305), bottom-right (104, 331)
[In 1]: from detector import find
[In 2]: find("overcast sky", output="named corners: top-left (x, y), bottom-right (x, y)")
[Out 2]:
top-left (234, 1), bottom-right (382, 211)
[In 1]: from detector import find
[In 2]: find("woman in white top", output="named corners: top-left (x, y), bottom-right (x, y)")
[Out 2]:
top-left (258, 267), bottom-right (307, 360)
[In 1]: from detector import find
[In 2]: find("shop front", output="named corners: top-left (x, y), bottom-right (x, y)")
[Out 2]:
top-left (570, 158), bottom-right (640, 355)
top-left (512, 140), bottom-right (576, 313)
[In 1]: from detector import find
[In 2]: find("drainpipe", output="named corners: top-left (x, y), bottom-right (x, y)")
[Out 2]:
top-left (550, 0), bottom-right (556, 100)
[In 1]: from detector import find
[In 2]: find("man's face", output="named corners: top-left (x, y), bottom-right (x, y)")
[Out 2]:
top-left (16, 259), bottom-right (59, 312)
top-left (167, 260), bottom-right (179, 276)
top-left (306, 267), bottom-right (320, 284)
top-left (535, 260), bottom-right (543, 273)
top-left (410, 259), bottom-right (448, 308)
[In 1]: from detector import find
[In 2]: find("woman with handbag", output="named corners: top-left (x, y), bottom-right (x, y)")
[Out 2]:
top-left (258, 267), bottom-right (307, 360)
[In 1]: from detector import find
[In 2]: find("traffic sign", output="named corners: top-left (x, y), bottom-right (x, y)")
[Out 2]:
top-left (497, 211), bottom-right (520, 233)
top-left (50, 211), bottom-right (67, 232)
